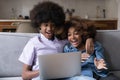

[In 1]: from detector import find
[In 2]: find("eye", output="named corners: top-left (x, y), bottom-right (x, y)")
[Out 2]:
top-left (68, 33), bottom-right (71, 37)
top-left (44, 23), bottom-right (48, 27)
top-left (74, 31), bottom-right (79, 35)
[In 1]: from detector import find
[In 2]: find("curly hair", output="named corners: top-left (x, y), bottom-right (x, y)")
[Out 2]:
top-left (81, 19), bottom-right (97, 43)
top-left (65, 17), bottom-right (84, 35)
top-left (30, 1), bottom-right (65, 28)
top-left (64, 17), bottom-right (97, 44)
top-left (55, 17), bottom-right (85, 40)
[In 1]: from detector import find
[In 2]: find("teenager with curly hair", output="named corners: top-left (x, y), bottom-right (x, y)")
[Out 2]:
top-left (64, 17), bottom-right (120, 80)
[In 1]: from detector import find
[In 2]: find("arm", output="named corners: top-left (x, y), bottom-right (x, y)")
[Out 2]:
top-left (83, 25), bottom-right (96, 55)
top-left (22, 64), bottom-right (39, 80)
top-left (19, 38), bottom-right (39, 80)
top-left (85, 38), bottom-right (94, 54)
top-left (94, 42), bottom-right (109, 74)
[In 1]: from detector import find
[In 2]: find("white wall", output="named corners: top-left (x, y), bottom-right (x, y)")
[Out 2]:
top-left (0, 0), bottom-right (43, 19)
top-left (0, 0), bottom-right (22, 19)
top-left (116, 0), bottom-right (120, 29)
top-left (0, 0), bottom-right (117, 19)
top-left (0, 0), bottom-right (105, 19)
top-left (21, 0), bottom-right (44, 17)
top-left (50, 0), bottom-right (105, 18)
top-left (105, 0), bottom-right (118, 18)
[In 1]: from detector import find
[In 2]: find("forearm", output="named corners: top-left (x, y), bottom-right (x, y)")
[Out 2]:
top-left (85, 38), bottom-right (94, 54)
top-left (22, 70), bottom-right (39, 80)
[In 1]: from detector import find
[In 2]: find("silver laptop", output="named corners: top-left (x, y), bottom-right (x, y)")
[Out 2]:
top-left (38, 52), bottom-right (81, 80)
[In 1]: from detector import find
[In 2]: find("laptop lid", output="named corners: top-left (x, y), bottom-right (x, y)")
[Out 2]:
top-left (38, 52), bottom-right (81, 80)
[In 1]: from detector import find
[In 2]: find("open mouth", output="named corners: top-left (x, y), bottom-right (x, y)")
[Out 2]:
top-left (45, 31), bottom-right (53, 37)
top-left (70, 40), bottom-right (79, 45)
top-left (46, 32), bottom-right (52, 35)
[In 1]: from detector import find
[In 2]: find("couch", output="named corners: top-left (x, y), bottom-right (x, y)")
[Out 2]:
top-left (0, 33), bottom-right (38, 80)
top-left (0, 30), bottom-right (120, 80)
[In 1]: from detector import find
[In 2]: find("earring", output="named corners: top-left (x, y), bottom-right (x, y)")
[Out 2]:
top-left (39, 27), bottom-right (41, 30)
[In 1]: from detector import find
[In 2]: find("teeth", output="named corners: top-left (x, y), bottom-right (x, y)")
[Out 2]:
top-left (46, 32), bottom-right (52, 34)
top-left (72, 40), bottom-right (77, 42)
top-left (71, 40), bottom-right (78, 45)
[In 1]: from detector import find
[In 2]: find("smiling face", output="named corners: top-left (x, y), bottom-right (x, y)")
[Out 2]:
top-left (68, 26), bottom-right (83, 49)
top-left (40, 22), bottom-right (55, 40)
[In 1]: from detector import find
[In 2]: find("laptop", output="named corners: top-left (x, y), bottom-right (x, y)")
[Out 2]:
top-left (38, 52), bottom-right (81, 80)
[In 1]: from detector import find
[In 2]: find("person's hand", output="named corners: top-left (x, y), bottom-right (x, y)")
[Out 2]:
top-left (85, 38), bottom-right (94, 54)
top-left (94, 58), bottom-right (108, 70)
top-left (81, 53), bottom-right (90, 62)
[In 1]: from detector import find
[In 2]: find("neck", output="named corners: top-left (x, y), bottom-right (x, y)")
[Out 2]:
top-left (49, 36), bottom-right (55, 41)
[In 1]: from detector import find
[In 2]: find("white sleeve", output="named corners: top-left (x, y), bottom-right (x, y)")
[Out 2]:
top-left (18, 40), bottom-right (35, 66)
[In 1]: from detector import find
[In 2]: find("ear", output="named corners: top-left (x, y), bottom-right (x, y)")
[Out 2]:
top-left (38, 26), bottom-right (41, 30)
top-left (37, 26), bottom-right (41, 33)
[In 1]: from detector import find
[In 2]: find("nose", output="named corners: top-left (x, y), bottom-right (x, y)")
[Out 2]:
top-left (47, 24), bottom-right (54, 31)
top-left (71, 34), bottom-right (75, 39)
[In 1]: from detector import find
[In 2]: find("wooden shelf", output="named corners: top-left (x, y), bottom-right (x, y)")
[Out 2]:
top-left (0, 22), bottom-right (17, 32)
top-left (80, 19), bottom-right (117, 30)
top-left (93, 20), bottom-right (117, 30)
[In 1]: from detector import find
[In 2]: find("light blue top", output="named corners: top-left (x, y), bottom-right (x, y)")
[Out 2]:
top-left (64, 41), bottom-right (109, 78)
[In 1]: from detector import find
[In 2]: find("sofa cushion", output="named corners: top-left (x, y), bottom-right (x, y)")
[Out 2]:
top-left (0, 77), bottom-right (22, 80)
top-left (111, 71), bottom-right (120, 79)
top-left (96, 30), bottom-right (120, 71)
top-left (0, 33), bottom-right (36, 77)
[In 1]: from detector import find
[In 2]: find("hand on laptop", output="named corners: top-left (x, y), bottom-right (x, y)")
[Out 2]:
top-left (81, 53), bottom-right (90, 62)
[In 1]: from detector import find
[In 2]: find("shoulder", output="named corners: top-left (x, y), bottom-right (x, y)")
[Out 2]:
top-left (94, 41), bottom-right (104, 51)
top-left (63, 43), bottom-right (79, 52)
top-left (64, 43), bottom-right (71, 52)
top-left (30, 36), bottom-right (39, 41)
top-left (94, 41), bottom-right (102, 47)
top-left (64, 42), bottom-right (71, 48)
top-left (24, 35), bottom-right (40, 48)
top-left (59, 39), bottom-right (68, 45)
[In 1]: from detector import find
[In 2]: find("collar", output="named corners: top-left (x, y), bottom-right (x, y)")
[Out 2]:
top-left (38, 33), bottom-right (58, 42)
